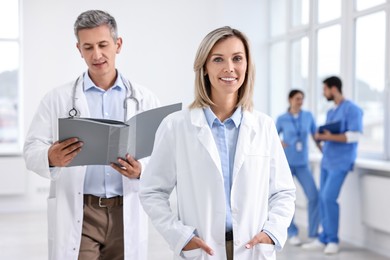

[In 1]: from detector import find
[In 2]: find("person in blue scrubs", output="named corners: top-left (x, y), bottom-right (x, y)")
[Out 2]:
top-left (302, 76), bottom-right (363, 254)
top-left (276, 89), bottom-right (320, 246)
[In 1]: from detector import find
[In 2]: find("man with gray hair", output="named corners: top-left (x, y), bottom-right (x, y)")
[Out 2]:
top-left (24, 10), bottom-right (159, 260)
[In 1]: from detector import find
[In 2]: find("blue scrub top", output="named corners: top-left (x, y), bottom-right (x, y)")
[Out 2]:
top-left (276, 110), bottom-right (316, 166)
top-left (321, 99), bottom-right (363, 172)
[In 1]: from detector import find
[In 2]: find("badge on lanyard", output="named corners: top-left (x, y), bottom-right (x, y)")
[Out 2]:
top-left (296, 141), bottom-right (303, 152)
top-left (291, 114), bottom-right (302, 152)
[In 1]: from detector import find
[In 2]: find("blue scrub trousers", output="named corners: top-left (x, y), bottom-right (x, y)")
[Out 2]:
top-left (288, 165), bottom-right (319, 238)
top-left (318, 167), bottom-right (349, 244)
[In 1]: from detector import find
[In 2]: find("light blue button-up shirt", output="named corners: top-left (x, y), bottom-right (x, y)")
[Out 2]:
top-left (203, 106), bottom-right (242, 232)
top-left (83, 72), bottom-right (126, 198)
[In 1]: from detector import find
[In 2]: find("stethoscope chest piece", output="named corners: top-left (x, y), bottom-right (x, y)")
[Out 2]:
top-left (68, 107), bottom-right (79, 118)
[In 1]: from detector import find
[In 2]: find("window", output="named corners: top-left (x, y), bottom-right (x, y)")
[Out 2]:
top-left (355, 12), bottom-right (385, 155)
top-left (356, 0), bottom-right (385, 11)
top-left (0, 0), bottom-right (21, 154)
top-left (268, 0), bottom-right (390, 159)
top-left (291, 37), bottom-right (309, 100)
top-left (292, 0), bottom-right (309, 27)
top-left (270, 42), bottom-right (287, 119)
top-left (316, 25), bottom-right (341, 123)
top-left (318, 0), bottom-right (341, 23)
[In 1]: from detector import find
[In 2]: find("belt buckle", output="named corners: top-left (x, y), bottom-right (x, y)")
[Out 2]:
top-left (225, 231), bottom-right (233, 241)
top-left (98, 197), bottom-right (107, 208)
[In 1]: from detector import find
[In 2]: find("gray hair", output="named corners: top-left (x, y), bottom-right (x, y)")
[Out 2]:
top-left (190, 26), bottom-right (255, 111)
top-left (74, 10), bottom-right (118, 42)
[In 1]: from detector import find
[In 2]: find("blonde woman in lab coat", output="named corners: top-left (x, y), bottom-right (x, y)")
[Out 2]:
top-left (139, 26), bottom-right (296, 260)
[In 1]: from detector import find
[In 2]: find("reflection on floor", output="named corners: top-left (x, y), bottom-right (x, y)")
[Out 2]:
top-left (277, 240), bottom-right (390, 260)
top-left (0, 211), bottom-right (389, 260)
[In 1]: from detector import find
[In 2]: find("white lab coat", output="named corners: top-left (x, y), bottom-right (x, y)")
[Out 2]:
top-left (140, 108), bottom-right (296, 260)
top-left (23, 73), bottom-right (160, 260)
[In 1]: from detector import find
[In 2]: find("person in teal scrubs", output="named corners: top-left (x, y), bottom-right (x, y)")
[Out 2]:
top-left (302, 76), bottom-right (363, 254)
top-left (276, 89), bottom-right (320, 246)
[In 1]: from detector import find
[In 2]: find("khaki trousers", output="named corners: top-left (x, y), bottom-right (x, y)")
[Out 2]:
top-left (226, 240), bottom-right (233, 260)
top-left (78, 196), bottom-right (124, 260)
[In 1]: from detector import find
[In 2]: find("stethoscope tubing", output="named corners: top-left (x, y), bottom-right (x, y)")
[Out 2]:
top-left (69, 74), bottom-right (140, 121)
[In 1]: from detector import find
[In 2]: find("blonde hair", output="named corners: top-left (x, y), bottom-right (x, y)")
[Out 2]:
top-left (190, 26), bottom-right (255, 111)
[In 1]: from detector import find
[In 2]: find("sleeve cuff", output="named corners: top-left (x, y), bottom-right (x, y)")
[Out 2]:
top-left (180, 233), bottom-right (196, 257)
top-left (262, 229), bottom-right (281, 251)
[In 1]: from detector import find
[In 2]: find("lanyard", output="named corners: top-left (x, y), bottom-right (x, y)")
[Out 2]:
top-left (289, 112), bottom-right (302, 139)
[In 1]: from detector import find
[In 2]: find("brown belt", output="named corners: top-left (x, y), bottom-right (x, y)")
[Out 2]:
top-left (83, 194), bottom-right (123, 208)
top-left (225, 231), bottom-right (233, 241)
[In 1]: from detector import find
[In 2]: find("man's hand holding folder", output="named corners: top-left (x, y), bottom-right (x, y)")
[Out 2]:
top-left (58, 103), bottom-right (182, 167)
top-left (315, 121), bottom-right (347, 144)
top-left (318, 121), bottom-right (341, 134)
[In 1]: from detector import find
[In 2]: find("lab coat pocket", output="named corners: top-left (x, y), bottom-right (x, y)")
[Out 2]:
top-left (241, 153), bottom-right (271, 181)
top-left (254, 243), bottom-right (276, 260)
top-left (181, 248), bottom-right (202, 259)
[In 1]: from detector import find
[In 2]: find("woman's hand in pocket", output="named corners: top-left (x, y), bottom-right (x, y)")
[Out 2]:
top-left (183, 236), bottom-right (214, 256)
top-left (245, 231), bottom-right (275, 249)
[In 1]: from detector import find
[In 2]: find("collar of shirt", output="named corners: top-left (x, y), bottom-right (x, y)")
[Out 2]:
top-left (83, 71), bottom-right (126, 93)
top-left (289, 110), bottom-right (301, 119)
top-left (203, 106), bottom-right (242, 128)
top-left (331, 99), bottom-right (346, 111)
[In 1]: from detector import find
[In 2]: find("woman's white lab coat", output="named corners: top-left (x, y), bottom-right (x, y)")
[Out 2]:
top-left (140, 108), bottom-right (296, 260)
top-left (23, 74), bottom-right (160, 260)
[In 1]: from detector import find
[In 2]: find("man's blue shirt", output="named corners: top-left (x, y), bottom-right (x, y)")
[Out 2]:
top-left (83, 72), bottom-right (126, 198)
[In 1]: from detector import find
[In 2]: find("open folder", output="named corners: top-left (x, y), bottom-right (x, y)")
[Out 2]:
top-left (58, 103), bottom-right (182, 166)
top-left (318, 121), bottom-right (341, 134)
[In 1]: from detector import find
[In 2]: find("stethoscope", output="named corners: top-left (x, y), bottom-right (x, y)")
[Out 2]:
top-left (68, 73), bottom-right (140, 122)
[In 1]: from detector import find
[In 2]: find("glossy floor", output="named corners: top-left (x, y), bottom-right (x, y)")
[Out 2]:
top-left (0, 211), bottom-right (389, 260)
